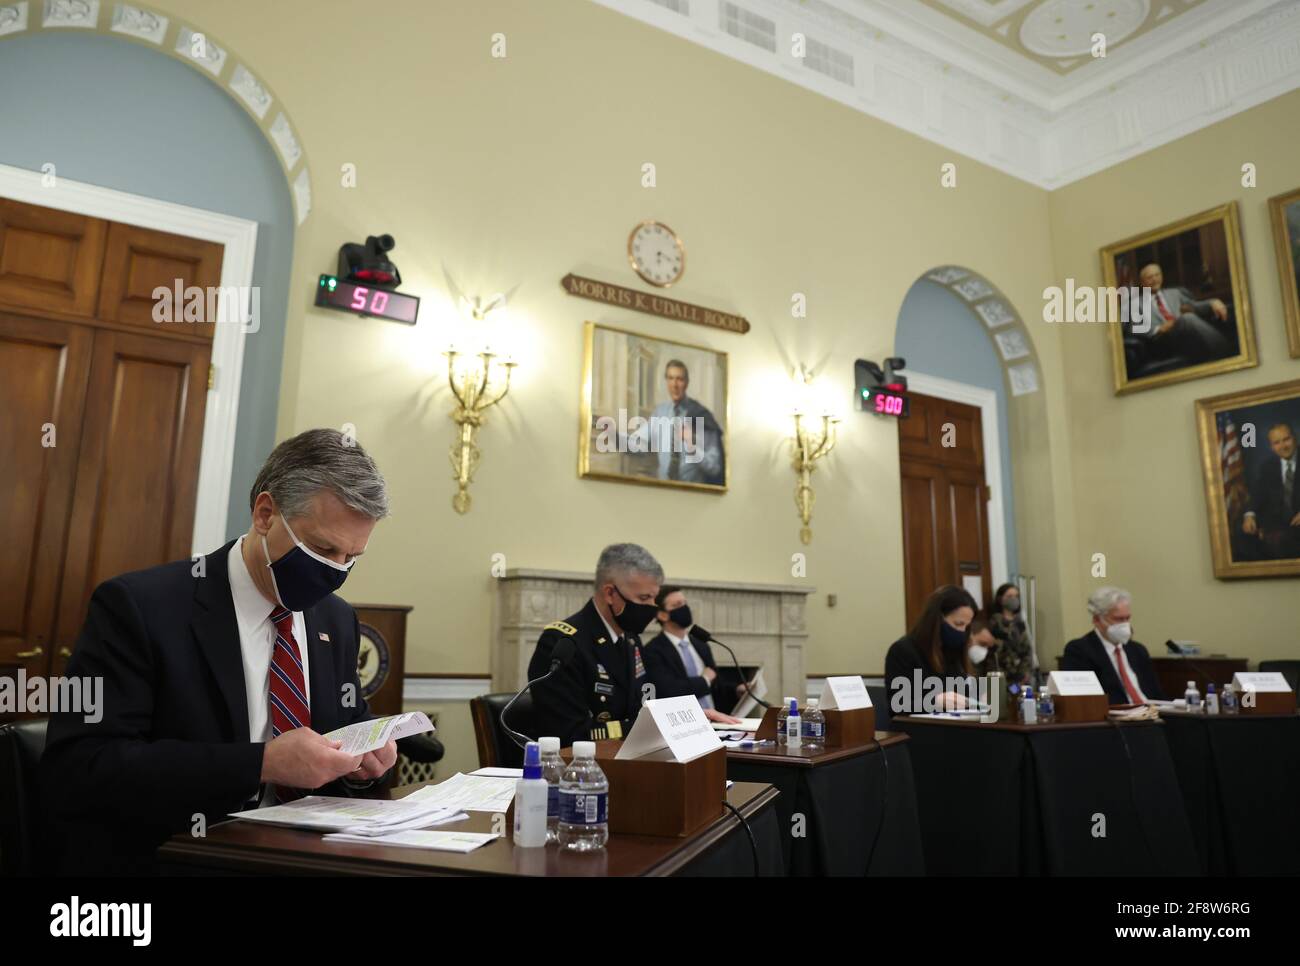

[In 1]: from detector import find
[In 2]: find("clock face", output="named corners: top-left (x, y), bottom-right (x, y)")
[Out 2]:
top-left (628, 221), bottom-right (685, 288)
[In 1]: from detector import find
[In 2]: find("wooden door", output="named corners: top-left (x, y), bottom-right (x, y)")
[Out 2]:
top-left (898, 391), bottom-right (993, 628)
top-left (0, 314), bottom-right (94, 676)
top-left (0, 196), bottom-right (224, 679)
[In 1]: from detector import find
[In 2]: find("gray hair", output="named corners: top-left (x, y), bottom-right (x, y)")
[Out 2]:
top-left (1087, 586), bottom-right (1131, 618)
top-left (250, 428), bottom-right (390, 521)
top-left (594, 543), bottom-right (664, 593)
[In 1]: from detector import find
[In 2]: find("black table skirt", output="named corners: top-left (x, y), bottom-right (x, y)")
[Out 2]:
top-left (895, 720), bottom-right (1199, 876)
top-left (676, 798), bottom-right (785, 876)
top-left (1161, 713), bottom-right (1300, 876)
top-left (725, 741), bottom-right (925, 876)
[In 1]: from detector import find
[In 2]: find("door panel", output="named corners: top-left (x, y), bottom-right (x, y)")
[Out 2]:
top-left (97, 221), bottom-right (223, 340)
top-left (52, 329), bottom-right (210, 672)
top-left (0, 313), bottom-right (93, 673)
top-left (0, 199), bottom-right (107, 317)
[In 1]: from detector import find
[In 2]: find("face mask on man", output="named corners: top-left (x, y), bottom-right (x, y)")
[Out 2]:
top-left (262, 514), bottom-right (354, 612)
top-left (610, 586), bottom-right (658, 636)
top-left (667, 604), bottom-right (693, 629)
top-left (940, 620), bottom-right (969, 651)
top-left (968, 643), bottom-right (989, 665)
top-left (1103, 621), bottom-right (1132, 646)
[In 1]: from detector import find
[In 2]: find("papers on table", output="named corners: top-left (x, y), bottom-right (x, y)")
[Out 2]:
top-left (710, 717), bottom-right (763, 733)
top-left (324, 711), bottom-right (434, 756)
top-left (404, 772), bottom-right (518, 813)
top-left (470, 767), bottom-right (523, 778)
top-left (229, 795), bottom-right (465, 834)
top-left (1110, 705), bottom-right (1159, 721)
top-left (322, 830), bottom-right (499, 853)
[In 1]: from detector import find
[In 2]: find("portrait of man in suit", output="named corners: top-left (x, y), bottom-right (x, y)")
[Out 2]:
top-left (1240, 422), bottom-right (1300, 560)
top-left (1131, 262), bottom-right (1233, 367)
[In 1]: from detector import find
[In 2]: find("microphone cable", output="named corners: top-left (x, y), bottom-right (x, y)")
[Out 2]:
top-left (721, 799), bottom-right (761, 876)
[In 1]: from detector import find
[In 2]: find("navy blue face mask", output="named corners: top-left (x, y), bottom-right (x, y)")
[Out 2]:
top-left (262, 516), bottom-right (355, 611)
top-left (940, 620), bottom-right (969, 651)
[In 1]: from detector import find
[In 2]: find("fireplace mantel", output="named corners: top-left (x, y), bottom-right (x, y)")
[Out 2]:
top-left (491, 569), bottom-right (815, 700)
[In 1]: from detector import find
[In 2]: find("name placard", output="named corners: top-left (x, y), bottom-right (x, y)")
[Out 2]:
top-left (1232, 671), bottom-right (1292, 693)
top-left (616, 695), bottom-right (722, 762)
top-left (561, 274), bottom-right (750, 334)
top-left (1047, 670), bottom-right (1105, 696)
top-left (819, 675), bottom-right (872, 710)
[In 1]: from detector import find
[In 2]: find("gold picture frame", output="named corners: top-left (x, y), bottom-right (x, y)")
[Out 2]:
top-left (1101, 201), bottom-right (1256, 395)
top-left (1268, 186), bottom-right (1300, 358)
top-left (578, 321), bottom-right (729, 493)
top-left (1195, 378), bottom-right (1300, 579)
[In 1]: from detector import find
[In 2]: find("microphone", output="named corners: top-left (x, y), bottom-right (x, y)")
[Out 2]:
top-left (501, 637), bottom-right (576, 749)
top-left (689, 625), bottom-right (772, 710)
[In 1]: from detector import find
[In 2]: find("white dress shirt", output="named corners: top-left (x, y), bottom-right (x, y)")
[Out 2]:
top-left (1096, 629), bottom-right (1147, 703)
top-left (666, 628), bottom-right (714, 709)
top-left (228, 536), bottom-right (310, 743)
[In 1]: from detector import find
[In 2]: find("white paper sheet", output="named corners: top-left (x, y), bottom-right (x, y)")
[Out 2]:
top-left (322, 829), bottom-right (499, 853)
top-left (324, 711), bottom-right (434, 756)
top-left (229, 795), bottom-right (461, 832)
top-left (404, 772), bottom-right (518, 812)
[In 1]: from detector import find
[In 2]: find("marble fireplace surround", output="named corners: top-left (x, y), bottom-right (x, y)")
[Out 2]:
top-left (491, 569), bottom-right (814, 701)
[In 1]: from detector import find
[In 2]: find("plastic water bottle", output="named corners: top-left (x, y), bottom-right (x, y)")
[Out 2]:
top-left (802, 698), bottom-right (825, 752)
top-left (776, 696), bottom-right (795, 746)
top-left (558, 741), bottom-right (608, 851)
top-left (513, 741), bottom-right (548, 847)
top-left (1222, 683), bottom-right (1239, 715)
top-left (538, 736), bottom-right (564, 844)
top-left (786, 698), bottom-right (802, 749)
top-left (1021, 685), bottom-right (1038, 724)
top-left (1185, 680), bottom-right (1201, 712)
top-left (1038, 686), bottom-right (1055, 723)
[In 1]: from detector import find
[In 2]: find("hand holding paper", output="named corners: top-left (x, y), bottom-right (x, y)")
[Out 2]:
top-left (325, 711), bottom-right (435, 756)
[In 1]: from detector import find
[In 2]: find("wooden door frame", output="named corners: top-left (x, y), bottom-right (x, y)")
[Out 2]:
top-left (0, 162), bottom-right (257, 555)
top-left (905, 371), bottom-right (1009, 589)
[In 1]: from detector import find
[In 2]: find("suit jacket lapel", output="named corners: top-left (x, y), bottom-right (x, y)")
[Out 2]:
top-left (1087, 634), bottom-right (1124, 701)
top-left (659, 634), bottom-right (689, 677)
top-left (192, 540), bottom-right (250, 743)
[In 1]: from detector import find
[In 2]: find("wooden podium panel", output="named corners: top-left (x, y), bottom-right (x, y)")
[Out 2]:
top-left (754, 705), bottom-right (876, 747)
top-left (347, 603), bottom-right (411, 717)
top-left (1053, 693), bottom-right (1108, 722)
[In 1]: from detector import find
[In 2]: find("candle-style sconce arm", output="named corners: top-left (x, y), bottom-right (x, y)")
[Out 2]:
top-left (791, 412), bottom-right (838, 545)
top-left (445, 350), bottom-right (517, 514)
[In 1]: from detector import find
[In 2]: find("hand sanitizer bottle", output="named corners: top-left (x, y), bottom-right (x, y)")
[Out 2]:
top-left (513, 741), bottom-right (548, 847)
top-left (1205, 683), bottom-right (1219, 715)
top-left (785, 698), bottom-right (802, 749)
top-left (1185, 680), bottom-right (1201, 712)
top-left (1021, 685), bottom-right (1037, 724)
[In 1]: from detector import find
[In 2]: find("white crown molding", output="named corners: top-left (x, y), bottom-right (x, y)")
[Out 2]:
top-left (404, 676), bottom-right (491, 703)
top-left (592, 0), bottom-right (1300, 189)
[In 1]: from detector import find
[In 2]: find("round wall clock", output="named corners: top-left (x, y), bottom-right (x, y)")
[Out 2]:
top-left (356, 622), bottom-right (391, 699)
top-left (628, 220), bottom-right (685, 288)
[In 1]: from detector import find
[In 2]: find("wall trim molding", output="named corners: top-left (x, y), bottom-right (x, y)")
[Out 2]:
top-left (0, 162), bottom-right (257, 554)
top-left (904, 370), bottom-right (1010, 592)
top-left (404, 676), bottom-right (492, 703)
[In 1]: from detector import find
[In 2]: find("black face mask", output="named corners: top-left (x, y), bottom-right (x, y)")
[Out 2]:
top-left (610, 586), bottom-right (658, 637)
top-left (262, 516), bottom-right (354, 612)
top-left (940, 620), bottom-right (969, 651)
top-left (667, 604), bottom-right (693, 629)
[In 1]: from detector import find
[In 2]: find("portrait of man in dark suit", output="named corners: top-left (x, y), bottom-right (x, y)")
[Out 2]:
top-left (1240, 422), bottom-right (1300, 560)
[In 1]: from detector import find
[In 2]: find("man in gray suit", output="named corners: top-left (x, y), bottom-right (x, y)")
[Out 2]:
top-left (1132, 262), bottom-right (1231, 364)
top-left (649, 360), bottom-right (724, 485)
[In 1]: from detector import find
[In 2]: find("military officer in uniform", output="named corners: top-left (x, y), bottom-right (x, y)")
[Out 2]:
top-left (527, 543), bottom-right (663, 745)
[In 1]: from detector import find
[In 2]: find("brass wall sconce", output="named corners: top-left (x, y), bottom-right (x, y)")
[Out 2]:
top-left (445, 348), bottom-right (516, 514)
top-left (790, 369), bottom-right (839, 545)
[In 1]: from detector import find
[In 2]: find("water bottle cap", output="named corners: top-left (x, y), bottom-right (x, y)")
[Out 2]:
top-left (807, 699), bottom-right (819, 709)
top-left (573, 741), bottom-right (596, 759)
top-left (1188, 680), bottom-right (1196, 688)
top-left (539, 736), bottom-right (560, 753)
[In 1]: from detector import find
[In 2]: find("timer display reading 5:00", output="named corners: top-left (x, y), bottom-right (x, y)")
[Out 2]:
top-left (315, 274), bottom-right (420, 325)
top-left (862, 387), bottom-right (909, 417)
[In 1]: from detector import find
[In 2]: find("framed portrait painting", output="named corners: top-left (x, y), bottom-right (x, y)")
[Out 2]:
top-left (1195, 378), bottom-right (1300, 579)
top-left (1269, 185), bottom-right (1300, 358)
top-left (578, 321), bottom-right (728, 493)
top-left (1101, 202), bottom-right (1256, 395)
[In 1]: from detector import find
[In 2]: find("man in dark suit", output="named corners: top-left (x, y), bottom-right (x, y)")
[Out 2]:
top-left (40, 429), bottom-right (397, 874)
top-left (1061, 586), bottom-right (1164, 705)
top-left (1241, 422), bottom-right (1300, 559)
top-left (643, 586), bottom-right (742, 720)
top-left (527, 544), bottom-right (663, 746)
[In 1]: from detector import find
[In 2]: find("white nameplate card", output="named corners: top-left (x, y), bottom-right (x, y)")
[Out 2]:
top-left (325, 711), bottom-right (434, 756)
top-left (616, 695), bottom-right (722, 762)
top-left (1046, 670), bottom-right (1105, 696)
top-left (1232, 672), bottom-right (1292, 693)
top-left (819, 675), bottom-right (872, 711)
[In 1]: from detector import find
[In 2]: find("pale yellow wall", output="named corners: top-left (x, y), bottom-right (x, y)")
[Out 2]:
top-left (1047, 89), bottom-right (1300, 663)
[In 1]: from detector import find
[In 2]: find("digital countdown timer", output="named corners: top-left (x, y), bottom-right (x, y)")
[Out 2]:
top-left (861, 386), bottom-right (910, 418)
top-left (315, 274), bottom-right (419, 325)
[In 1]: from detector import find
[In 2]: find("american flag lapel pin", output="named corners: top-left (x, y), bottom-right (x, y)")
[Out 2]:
top-left (318, 632), bottom-right (331, 643)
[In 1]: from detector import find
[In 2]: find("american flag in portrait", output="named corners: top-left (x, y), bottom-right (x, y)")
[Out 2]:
top-left (1217, 412), bottom-right (1249, 522)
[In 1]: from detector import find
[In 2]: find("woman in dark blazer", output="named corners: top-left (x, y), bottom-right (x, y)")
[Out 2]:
top-left (885, 585), bottom-right (979, 714)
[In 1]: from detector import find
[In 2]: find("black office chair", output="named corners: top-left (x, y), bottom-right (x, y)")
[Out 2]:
top-left (0, 718), bottom-right (49, 876)
top-left (866, 684), bottom-right (892, 729)
top-left (1258, 660), bottom-right (1300, 708)
top-left (470, 692), bottom-right (537, 769)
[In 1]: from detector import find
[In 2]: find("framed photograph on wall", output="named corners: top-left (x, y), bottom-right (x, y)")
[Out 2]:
top-left (1195, 378), bottom-right (1300, 579)
top-left (1269, 185), bottom-right (1300, 358)
top-left (578, 321), bottom-right (728, 492)
top-left (1101, 202), bottom-right (1256, 395)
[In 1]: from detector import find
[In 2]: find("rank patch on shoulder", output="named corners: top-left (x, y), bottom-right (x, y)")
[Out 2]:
top-left (544, 620), bottom-right (577, 636)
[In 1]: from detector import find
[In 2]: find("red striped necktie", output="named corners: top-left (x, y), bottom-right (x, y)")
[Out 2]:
top-left (269, 607), bottom-right (310, 801)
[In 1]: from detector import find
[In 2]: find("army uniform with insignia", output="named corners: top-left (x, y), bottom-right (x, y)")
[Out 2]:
top-left (527, 598), bottom-right (651, 746)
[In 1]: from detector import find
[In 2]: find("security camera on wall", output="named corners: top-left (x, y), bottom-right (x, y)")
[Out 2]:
top-left (313, 234), bottom-right (420, 325)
